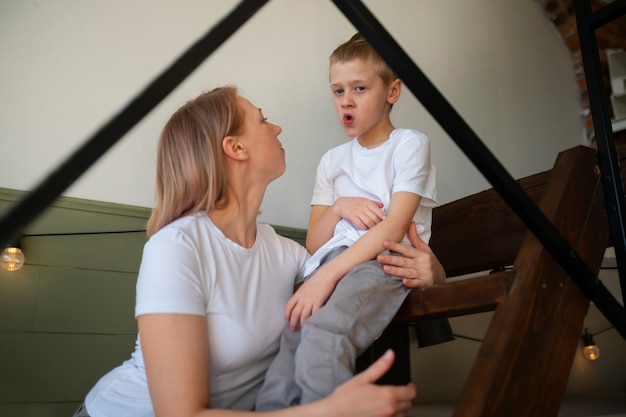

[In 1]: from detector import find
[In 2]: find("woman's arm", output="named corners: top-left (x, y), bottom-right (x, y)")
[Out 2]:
top-left (139, 314), bottom-right (213, 417)
top-left (140, 313), bottom-right (414, 417)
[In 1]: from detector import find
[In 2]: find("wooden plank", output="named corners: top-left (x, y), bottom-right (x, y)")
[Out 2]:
top-left (0, 333), bottom-right (136, 403)
top-left (430, 171), bottom-right (548, 278)
top-left (427, 137), bottom-right (626, 279)
top-left (0, 402), bottom-right (81, 417)
top-left (0, 266), bottom-right (136, 334)
top-left (0, 187), bottom-right (150, 237)
top-left (0, 265), bottom-right (39, 331)
top-left (453, 145), bottom-right (611, 417)
top-left (35, 267), bottom-right (137, 334)
top-left (23, 233), bottom-right (147, 273)
top-left (394, 271), bottom-right (512, 322)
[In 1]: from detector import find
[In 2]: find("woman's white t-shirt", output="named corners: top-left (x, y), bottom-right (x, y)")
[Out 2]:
top-left (85, 213), bottom-right (309, 415)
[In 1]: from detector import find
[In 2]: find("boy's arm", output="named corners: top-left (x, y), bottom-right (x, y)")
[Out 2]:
top-left (286, 191), bottom-right (420, 329)
top-left (306, 205), bottom-right (338, 254)
top-left (306, 199), bottom-right (386, 254)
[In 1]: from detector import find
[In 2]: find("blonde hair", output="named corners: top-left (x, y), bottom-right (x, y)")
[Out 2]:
top-left (329, 33), bottom-right (397, 85)
top-left (146, 86), bottom-right (243, 236)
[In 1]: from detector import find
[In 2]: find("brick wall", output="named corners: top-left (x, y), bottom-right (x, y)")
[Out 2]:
top-left (537, 0), bottom-right (626, 143)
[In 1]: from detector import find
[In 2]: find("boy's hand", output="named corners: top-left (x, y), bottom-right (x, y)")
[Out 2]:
top-left (285, 271), bottom-right (336, 330)
top-left (334, 197), bottom-right (385, 230)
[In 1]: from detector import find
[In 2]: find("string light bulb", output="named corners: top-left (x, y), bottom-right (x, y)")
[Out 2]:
top-left (582, 328), bottom-right (600, 361)
top-left (1, 239), bottom-right (25, 272)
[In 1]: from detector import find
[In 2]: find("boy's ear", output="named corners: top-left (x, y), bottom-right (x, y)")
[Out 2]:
top-left (222, 135), bottom-right (248, 161)
top-left (387, 78), bottom-right (402, 104)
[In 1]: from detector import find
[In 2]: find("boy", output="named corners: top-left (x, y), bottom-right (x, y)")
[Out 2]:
top-left (256, 33), bottom-right (437, 408)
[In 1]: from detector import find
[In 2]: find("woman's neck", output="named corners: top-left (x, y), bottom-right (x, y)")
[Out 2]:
top-left (208, 183), bottom-right (265, 249)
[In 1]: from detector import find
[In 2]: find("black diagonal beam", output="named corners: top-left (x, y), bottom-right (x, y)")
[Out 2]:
top-left (586, 0), bottom-right (626, 30)
top-left (574, 0), bottom-right (626, 321)
top-left (332, 0), bottom-right (626, 338)
top-left (0, 0), bottom-right (268, 245)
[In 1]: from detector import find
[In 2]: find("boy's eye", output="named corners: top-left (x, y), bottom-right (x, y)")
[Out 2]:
top-left (355, 86), bottom-right (365, 92)
top-left (333, 88), bottom-right (344, 95)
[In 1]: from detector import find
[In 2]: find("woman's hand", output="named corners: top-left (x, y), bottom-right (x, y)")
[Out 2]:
top-left (377, 222), bottom-right (446, 288)
top-left (324, 350), bottom-right (416, 417)
top-left (334, 197), bottom-right (386, 230)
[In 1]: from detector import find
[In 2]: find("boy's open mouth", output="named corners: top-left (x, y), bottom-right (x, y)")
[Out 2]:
top-left (343, 114), bottom-right (354, 124)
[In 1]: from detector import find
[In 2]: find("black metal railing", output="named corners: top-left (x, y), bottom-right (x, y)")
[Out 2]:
top-left (574, 0), bottom-right (626, 312)
top-left (1, 0), bottom-right (624, 337)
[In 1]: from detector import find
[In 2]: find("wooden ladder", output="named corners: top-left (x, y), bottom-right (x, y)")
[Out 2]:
top-left (360, 145), bottom-right (611, 417)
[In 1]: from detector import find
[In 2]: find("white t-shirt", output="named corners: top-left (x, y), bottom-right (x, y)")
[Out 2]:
top-left (85, 213), bottom-right (309, 416)
top-left (304, 128), bottom-right (437, 276)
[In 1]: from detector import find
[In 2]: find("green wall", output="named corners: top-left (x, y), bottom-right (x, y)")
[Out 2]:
top-left (0, 188), bottom-right (305, 417)
top-left (0, 189), bottom-right (149, 417)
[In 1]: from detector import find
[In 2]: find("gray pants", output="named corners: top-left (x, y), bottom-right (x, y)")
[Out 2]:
top-left (255, 247), bottom-right (410, 409)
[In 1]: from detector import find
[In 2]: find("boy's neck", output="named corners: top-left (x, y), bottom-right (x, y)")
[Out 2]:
top-left (357, 122), bottom-right (395, 149)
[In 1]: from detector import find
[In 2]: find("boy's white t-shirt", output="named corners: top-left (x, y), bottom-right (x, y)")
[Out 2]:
top-left (304, 128), bottom-right (437, 276)
top-left (85, 213), bottom-right (309, 415)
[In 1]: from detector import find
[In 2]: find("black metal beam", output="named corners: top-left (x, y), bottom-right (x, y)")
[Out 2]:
top-left (331, 0), bottom-right (626, 338)
top-left (587, 0), bottom-right (626, 30)
top-left (574, 0), bottom-right (626, 308)
top-left (0, 0), bottom-right (269, 246)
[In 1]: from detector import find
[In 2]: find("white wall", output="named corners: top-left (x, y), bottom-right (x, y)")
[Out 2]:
top-left (0, 0), bottom-right (583, 229)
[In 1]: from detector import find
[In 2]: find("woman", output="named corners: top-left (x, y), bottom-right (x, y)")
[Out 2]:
top-left (76, 86), bottom-right (444, 417)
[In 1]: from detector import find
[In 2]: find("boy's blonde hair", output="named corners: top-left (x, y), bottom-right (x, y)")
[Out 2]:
top-left (329, 33), bottom-right (398, 85)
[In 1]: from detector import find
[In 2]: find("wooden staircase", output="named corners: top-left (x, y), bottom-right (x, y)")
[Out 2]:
top-left (361, 145), bottom-right (613, 417)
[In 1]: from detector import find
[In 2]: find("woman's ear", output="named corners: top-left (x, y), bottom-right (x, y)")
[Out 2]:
top-left (387, 78), bottom-right (402, 104)
top-left (222, 135), bottom-right (248, 161)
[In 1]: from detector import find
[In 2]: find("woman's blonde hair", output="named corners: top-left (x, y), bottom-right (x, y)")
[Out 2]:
top-left (146, 86), bottom-right (243, 237)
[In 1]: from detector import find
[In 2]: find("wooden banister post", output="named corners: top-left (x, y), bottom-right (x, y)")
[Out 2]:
top-left (454, 146), bottom-right (610, 417)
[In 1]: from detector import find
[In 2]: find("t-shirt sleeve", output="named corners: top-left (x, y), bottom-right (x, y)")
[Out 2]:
top-left (310, 151), bottom-right (335, 207)
top-left (135, 228), bottom-right (206, 318)
top-left (393, 133), bottom-right (437, 207)
top-left (281, 235), bottom-right (310, 285)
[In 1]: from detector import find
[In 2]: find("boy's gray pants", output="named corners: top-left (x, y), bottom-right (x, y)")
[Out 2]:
top-left (255, 246), bottom-right (410, 409)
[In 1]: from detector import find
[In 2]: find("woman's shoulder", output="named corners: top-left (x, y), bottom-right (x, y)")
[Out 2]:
top-left (257, 224), bottom-right (307, 252)
top-left (257, 223), bottom-right (294, 245)
top-left (147, 213), bottom-right (211, 246)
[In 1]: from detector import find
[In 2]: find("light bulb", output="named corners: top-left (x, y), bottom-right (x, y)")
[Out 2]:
top-left (583, 344), bottom-right (600, 361)
top-left (1, 246), bottom-right (25, 271)
top-left (581, 328), bottom-right (600, 361)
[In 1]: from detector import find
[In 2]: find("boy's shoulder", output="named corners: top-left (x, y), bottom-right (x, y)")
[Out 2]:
top-left (391, 128), bottom-right (428, 142)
